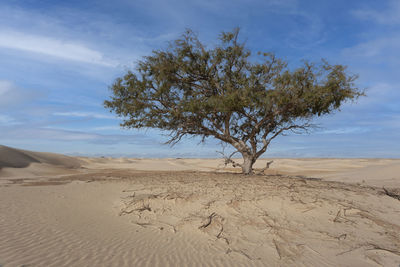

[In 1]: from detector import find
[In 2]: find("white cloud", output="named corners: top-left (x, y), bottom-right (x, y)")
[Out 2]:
top-left (53, 111), bottom-right (116, 119)
top-left (0, 30), bottom-right (117, 67)
top-left (0, 126), bottom-right (156, 145)
top-left (190, 0), bottom-right (298, 12)
top-left (363, 83), bottom-right (400, 104)
top-left (0, 80), bottom-right (15, 96)
top-left (342, 36), bottom-right (400, 58)
top-left (0, 80), bottom-right (41, 108)
top-left (353, 0), bottom-right (400, 25)
top-left (0, 114), bottom-right (17, 125)
top-left (91, 126), bottom-right (122, 131)
top-left (317, 127), bottom-right (369, 135)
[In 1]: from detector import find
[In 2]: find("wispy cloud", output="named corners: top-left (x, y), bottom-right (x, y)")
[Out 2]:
top-left (0, 126), bottom-right (156, 145)
top-left (0, 4), bottom-right (166, 68)
top-left (91, 126), bottom-right (122, 131)
top-left (359, 83), bottom-right (400, 108)
top-left (317, 127), bottom-right (369, 135)
top-left (0, 30), bottom-right (117, 66)
top-left (342, 36), bottom-right (400, 59)
top-left (53, 111), bottom-right (116, 119)
top-left (0, 80), bottom-right (42, 109)
top-left (0, 114), bottom-right (18, 125)
top-left (353, 0), bottom-right (400, 25)
top-left (189, 0), bottom-right (298, 13)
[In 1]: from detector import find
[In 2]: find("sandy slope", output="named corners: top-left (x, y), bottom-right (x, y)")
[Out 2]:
top-left (0, 180), bottom-right (246, 267)
top-left (0, 145), bottom-right (81, 169)
top-left (77, 156), bottom-right (400, 188)
top-left (1, 146), bottom-right (400, 266)
top-left (0, 145), bottom-right (82, 180)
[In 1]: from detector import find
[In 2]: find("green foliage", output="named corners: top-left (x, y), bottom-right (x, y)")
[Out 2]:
top-left (105, 28), bottom-right (362, 173)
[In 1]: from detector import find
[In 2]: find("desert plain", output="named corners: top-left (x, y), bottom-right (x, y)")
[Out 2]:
top-left (1, 145), bottom-right (400, 266)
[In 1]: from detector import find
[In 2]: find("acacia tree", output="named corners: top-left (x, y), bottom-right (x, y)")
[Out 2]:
top-left (105, 29), bottom-right (362, 174)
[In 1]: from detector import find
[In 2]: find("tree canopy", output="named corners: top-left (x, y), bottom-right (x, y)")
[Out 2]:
top-left (104, 28), bottom-right (363, 174)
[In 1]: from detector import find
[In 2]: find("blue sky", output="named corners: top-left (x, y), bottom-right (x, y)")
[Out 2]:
top-left (0, 0), bottom-right (399, 158)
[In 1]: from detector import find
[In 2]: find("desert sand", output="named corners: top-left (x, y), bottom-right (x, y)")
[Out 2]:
top-left (1, 145), bottom-right (400, 266)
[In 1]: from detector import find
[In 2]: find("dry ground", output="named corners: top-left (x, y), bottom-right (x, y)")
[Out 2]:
top-left (1, 168), bottom-right (400, 266)
top-left (1, 146), bottom-right (400, 266)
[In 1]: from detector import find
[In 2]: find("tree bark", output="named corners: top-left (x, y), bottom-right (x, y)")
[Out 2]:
top-left (241, 154), bottom-right (255, 174)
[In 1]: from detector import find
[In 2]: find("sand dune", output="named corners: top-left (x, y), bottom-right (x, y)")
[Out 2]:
top-left (77, 156), bottom-right (400, 188)
top-left (1, 147), bottom-right (400, 266)
top-left (0, 145), bottom-right (81, 169)
top-left (0, 145), bottom-right (82, 179)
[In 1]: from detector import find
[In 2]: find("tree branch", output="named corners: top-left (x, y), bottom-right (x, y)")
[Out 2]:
top-left (255, 123), bottom-right (312, 159)
top-left (216, 149), bottom-right (242, 169)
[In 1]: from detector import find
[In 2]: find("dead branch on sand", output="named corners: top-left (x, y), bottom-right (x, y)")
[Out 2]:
top-left (216, 150), bottom-right (242, 169)
top-left (337, 243), bottom-right (400, 257)
top-left (255, 160), bottom-right (274, 175)
top-left (273, 239), bottom-right (282, 259)
top-left (333, 210), bottom-right (342, 223)
top-left (382, 187), bottom-right (400, 201)
top-left (365, 243), bottom-right (400, 256)
top-left (199, 212), bottom-right (217, 229)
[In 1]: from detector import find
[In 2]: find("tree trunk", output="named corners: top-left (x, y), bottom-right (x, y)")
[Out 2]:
top-left (241, 154), bottom-right (255, 174)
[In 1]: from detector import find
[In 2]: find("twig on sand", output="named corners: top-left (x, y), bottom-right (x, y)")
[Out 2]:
top-left (199, 212), bottom-right (217, 229)
top-left (333, 209), bottom-right (356, 224)
top-left (301, 207), bottom-right (316, 213)
top-left (273, 239), bottom-right (282, 259)
top-left (122, 189), bottom-right (135, 192)
top-left (227, 248), bottom-right (253, 260)
top-left (135, 222), bottom-right (151, 228)
top-left (261, 160), bottom-right (274, 172)
top-left (337, 243), bottom-right (400, 257)
top-left (255, 160), bottom-right (274, 175)
top-left (336, 245), bottom-right (362, 256)
top-left (382, 187), bottom-right (400, 201)
top-left (121, 192), bottom-right (135, 199)
top-left (365, 243), bottom-right (400, 256)
top-left (237, 250), bottom-right (253, 260)
top-left (119, 202), bottom-right (151, 216)
top-left (136, 203), bottom-right (151, 212)
top-left (119, 209), bottom-right (135, 216)
top-left (216, 224), bottom-right (230, 244)
top-left (216, 150), bottom-right (242, 169)
top-left (333, 210), bottom-right (341, 222)
top-left (216, 224), bottom-right (224, 238)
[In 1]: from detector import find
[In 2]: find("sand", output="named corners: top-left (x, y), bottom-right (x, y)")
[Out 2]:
top-left (1, 146), bottom-right (400, 266)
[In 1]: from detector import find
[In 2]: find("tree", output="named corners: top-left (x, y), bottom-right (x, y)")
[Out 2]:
top-left (104, 28), bottom-right (363, 174)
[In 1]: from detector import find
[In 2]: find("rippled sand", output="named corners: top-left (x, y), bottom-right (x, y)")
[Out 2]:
top-left (1, 146), bottom-right (400, 266)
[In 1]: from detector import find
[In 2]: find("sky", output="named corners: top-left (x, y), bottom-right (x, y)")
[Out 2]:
top-left (0, 0), bottom-right (399, 158)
